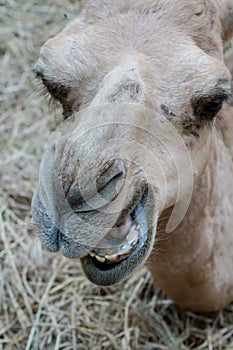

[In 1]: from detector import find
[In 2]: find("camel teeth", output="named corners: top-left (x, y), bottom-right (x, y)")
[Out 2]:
top-left (95, 255), bottom-right (106, 263)
top-left (105, 246), bottom-right (134, 262)
top-left (105, 253), bottom-right (118, 260)
top-left (131, 239), bottom-right (138, 247)
top-left (89, 225), bottom-right (140, 263)
top-left (127, 233), bottom-right (140, 246)
top-left (119, 247), bottom-right (133, 256)
top-left (106, 255), bottom-right (121, 262)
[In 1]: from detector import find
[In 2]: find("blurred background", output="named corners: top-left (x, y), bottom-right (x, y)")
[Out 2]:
top-left (0, 1), bottom-right (233, 349)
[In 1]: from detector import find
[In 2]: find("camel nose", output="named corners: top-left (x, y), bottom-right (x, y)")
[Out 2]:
top-left (66, 159), bottom-right (126, 212)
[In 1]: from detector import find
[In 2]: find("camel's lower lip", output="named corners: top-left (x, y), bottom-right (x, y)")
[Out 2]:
top-left (80, 198), bottom-right (150, 286)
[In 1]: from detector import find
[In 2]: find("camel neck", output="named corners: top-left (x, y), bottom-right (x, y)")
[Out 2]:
top-left (148, 119), bottom-right (233, 310)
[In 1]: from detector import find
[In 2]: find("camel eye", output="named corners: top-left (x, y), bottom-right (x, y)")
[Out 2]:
top-left (200, 99), bottom-right (223, 119)
top-left (192, 93), bottom-right (229, 121)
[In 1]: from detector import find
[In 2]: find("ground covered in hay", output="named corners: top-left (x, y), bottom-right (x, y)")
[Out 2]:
top-left (1, 1), bottom-right (233, 349)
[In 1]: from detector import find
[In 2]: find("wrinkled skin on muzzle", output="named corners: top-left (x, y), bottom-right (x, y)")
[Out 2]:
top-left (32, 104), bottom-right (195, 285)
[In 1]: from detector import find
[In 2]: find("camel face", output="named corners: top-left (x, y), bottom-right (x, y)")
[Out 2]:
top-left (32, 0), bottom-right (233, 289)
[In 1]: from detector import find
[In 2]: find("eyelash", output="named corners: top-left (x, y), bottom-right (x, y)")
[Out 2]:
top-left (42, 78), bottom-right (70, 101)
top-left (34, 70), bottom-right (70, 102)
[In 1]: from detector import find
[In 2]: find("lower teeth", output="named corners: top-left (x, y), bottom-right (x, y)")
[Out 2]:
top-left (89, 223), bottom-right (140, 263)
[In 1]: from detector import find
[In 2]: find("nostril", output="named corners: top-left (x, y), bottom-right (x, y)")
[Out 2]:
top-left (97, 170), bottom-right (125, 203)
top-left (66, 159), bottom-right (126, 212)
top-left (95, 158), bottom-right (126, 201)
top-left (96, 159), bottom-right (126, 190)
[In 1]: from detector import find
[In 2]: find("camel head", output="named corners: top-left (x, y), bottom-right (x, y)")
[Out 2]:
top-left (32, 0), bottom-right (233, 286)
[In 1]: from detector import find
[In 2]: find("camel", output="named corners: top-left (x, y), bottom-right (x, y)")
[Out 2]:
top-left (32, 0), bottom-right (233, 312)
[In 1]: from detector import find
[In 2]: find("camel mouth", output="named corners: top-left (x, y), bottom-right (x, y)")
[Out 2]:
top-left (32, 184), bottom-right (155, 286)
top-left (87, 202), bottom-right (145, 264)
top-left (80, 190), bottom-right (152, 286)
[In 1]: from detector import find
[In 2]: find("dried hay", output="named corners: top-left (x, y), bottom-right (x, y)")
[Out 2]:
top-left (0, 1), bottom-right (233, 349)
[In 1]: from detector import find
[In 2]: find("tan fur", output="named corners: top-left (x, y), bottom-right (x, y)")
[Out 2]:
top-left (32, 0), bottom-right (233, 311)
